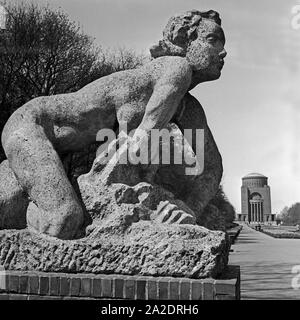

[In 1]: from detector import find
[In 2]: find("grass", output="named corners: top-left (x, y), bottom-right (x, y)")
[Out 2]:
top-left (260, 225), bottom-right (300, 239)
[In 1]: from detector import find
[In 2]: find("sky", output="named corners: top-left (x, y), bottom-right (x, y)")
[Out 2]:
top-left (4, 0), bottom-right (300, 214)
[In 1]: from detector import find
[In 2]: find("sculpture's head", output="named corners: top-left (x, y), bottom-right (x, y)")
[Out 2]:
top-left (150, 10), bottom-right (227, 82)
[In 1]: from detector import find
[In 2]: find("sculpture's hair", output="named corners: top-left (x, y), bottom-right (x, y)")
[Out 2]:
top-left (150, 9), bottom-right (221, 58)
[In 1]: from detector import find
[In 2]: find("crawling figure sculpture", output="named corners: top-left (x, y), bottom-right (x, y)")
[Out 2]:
top-left (0, 9), bottom-right (226, 239)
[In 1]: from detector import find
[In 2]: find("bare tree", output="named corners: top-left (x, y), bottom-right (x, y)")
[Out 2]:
top-left (0, 3), bottom-right (100, 102)
top-left (101, 46), bottom-right (148, 72)
top-left (0, 2), bottom-right (147, 162)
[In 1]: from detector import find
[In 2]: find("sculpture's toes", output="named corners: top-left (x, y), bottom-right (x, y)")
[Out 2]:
top-left (152, 200), bottom-right (196, 225)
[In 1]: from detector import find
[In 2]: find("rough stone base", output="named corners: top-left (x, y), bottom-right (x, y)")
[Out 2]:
top-left (0, 265), bottom-right (240, 300)
top-left (0, 220), bottom-right (230, 279)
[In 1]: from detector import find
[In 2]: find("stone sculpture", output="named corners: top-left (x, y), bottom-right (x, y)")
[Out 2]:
top-left (0, 10), bottom-right (229, 278)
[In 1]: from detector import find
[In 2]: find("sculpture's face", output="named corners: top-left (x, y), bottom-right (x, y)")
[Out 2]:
top-left (186, 19), bottom-right (227, 81)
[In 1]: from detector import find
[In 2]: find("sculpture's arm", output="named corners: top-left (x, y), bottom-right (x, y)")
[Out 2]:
top-left (135, 60), bottom-right (192, 136)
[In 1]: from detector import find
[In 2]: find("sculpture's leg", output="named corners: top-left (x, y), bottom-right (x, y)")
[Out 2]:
top-left (3, 124), bottom-right (85, 239)
top-left (175, 93), bottom-right (223, 219)
top-left (155, 93), bottom-right (222, 221)
top-left (0, 160), bottom-right (29, 229)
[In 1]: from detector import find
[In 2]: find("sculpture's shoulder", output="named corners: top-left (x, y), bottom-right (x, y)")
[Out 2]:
top-left (176, 92), bottom-right (207, 128)
top-left (147, 56), bottom-right (192, 88)
top-left (184, 92), bottom-right (201, 106)
top-left (183, 92), bottom-right (207, 121)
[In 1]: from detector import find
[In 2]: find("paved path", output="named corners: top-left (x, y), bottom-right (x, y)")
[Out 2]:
top-left (229, 224), bottom-right (300, 299)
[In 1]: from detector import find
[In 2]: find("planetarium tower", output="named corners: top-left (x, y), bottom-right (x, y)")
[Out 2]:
top-left (238, 173), bottom-right (275, 223)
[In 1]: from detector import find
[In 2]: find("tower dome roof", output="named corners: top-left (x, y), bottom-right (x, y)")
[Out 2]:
top-left (242, 172), bottom-right (267, 179)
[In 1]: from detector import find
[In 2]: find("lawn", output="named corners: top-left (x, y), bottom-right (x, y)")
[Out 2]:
top-left (260, 225), bottom-right (300, 239)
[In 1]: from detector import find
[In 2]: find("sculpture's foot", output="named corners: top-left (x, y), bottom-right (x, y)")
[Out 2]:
top-left (151, 200), bottom-right (196, 224)
top-left (26, 201), bottom-right (85, 240)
